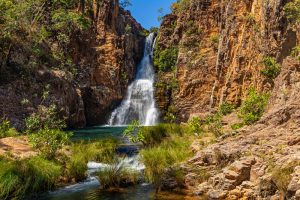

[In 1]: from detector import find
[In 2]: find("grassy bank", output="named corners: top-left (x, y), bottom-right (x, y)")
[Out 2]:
top-left (0, 138), bottom-right (119, 199)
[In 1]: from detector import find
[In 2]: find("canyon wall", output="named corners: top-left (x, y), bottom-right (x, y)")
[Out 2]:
top-left (0, 0), bottom-right (145, 129)
top-left (155, 0), bottom-right (296, 122)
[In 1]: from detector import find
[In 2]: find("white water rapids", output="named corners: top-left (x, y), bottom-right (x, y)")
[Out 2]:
top-left (109, 33), bottom-right (159, 126)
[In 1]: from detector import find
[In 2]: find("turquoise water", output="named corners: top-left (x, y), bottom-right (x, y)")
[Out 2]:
top-left (70, 126), bottom-right (127, 141)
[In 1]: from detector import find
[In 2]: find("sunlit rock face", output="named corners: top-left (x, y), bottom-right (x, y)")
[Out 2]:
top-left (155, 0), bottom-right (295, 122)
top-left (0, 0), bottom-right (146, 128)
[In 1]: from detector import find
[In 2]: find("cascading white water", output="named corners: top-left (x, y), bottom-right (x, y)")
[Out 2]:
top-left (109, 33), bottom-right (159, 126)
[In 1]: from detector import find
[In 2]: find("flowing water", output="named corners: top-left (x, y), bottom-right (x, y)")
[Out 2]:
top-left (36, 34), bottom-right (172, 200)
top-left (109, 33), bottom-right (159, 126)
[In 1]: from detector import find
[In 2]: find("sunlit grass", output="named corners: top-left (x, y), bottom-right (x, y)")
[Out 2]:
top-left (0, 156), bottom-right (61, 199)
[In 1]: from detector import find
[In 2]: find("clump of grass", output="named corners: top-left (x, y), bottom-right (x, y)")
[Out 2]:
top-left (231, 123), bottom-right (244, 130)
top-left (140, 136), bottom-right (193, 192)
top-left (96, 165), bottom-right (140, 189)
top-left (65, 139), bottom-right (119, 181)
top-left (219, 102), bottom-right (235, 115)
top-left (0, 157), bottom-right (61, 199)
top-left (0, 120), bottom-right (19, 139)
top-left (66, 153), bottom-right (87, 182)
top-left (71, 139), bottom-right (118, 163)
top-left (271, 161), bottom-right (299, 193)
top-left (0, 160), bottom-right (22, 199)
top-left (124, 122), bottom-right (184, 147)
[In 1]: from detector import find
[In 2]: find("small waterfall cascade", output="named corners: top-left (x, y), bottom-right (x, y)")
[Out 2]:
top-left (109, 33), bottom-right (159, 126)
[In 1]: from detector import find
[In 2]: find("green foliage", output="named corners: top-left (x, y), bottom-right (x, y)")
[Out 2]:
top-left (123, 121), bottom-right (184, 147)
top-left (0, 119), bottom-right (19, 138)
top-left (187, 117), bottom-right (203, 135)
top-left (219, 102), bottom-right (235, 115)
top-left (25, 104), bottom-right (66, 133)
top-left (271, 161), bottom-right (299, 192)
top-left (261, 57), bottom-right (281, 80)
top-left (210, 35), bottom-right (220, 45)
top-left (96, 165), bottom-right (140, 189)
top-left (154, 46), bottom-right (179, 72)
top-left (171, 0), bottom-right (191, 13)
top-left (140, 136), bottom-right (192, 192)
top-left (124, 24), bottom-right (132, 34)
top-left (123, 120), bottom-right (145, 144)
top-left (239, 89), bottom-right (269, 125)
top-left (231, 123), bottom-right (244, 130)
top-left (149, 27), bottom-right (159, 33)
top-left (66, 140), bottom-right (118, 181)
top-left (29, 129), bottom-right (71, 159)
top-left (163, 112), bottom-right (177, 123)
top-left (72, 140), bottom-right (118, 164)
top-left (51, 6), bottom-right (90, 31)
top-left (204, 113), bottom-right (223, 137)
top-left (66, 153), bottom-right (87, 181)
top-left (245, 13), bottom-right (255, 24)
top-left (0, 0), bottom-right (93, 82)
top-left (284, 0), bottom-right (300, 25)
top-left (0, 157), bottom-right (61, 199)
top-left (291, 45), bottom-right (300, 61)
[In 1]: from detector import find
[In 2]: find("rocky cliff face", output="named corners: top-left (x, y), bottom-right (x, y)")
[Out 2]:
top-left (155, 0), bottom-right (296, 122)
top-left (154, 0), bottom-right (300, 198)
top-left (75, 0), bottom-right (145, 125)
top-left (185, 57), bottom-right (300, 200)
top-left (0, 0), bottom-right (145, 129)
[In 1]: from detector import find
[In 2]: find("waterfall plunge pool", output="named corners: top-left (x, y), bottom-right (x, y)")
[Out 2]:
top-left (35, 126), bottom-right (188, 200)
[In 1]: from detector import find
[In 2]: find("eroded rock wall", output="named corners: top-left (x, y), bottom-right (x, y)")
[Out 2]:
top-left (0, 0), bottom-right (145, 128)
top-left (155, 0), bottom-right (295, 122)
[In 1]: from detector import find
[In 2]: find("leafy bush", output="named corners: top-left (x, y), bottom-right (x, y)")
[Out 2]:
top-left (239, 89), bottom-right (269, 125)
top-left (291, 45), bottom-right (300, 61)
top-left (187, 117), bottom-right (203, 135)
top-left (0, 157), bottom-right (61, 199)
top-left (154, 46), bottom-right (179, 72)
top-left (284, 0), bottom-right (300, 25)
top-left (25, 104), bottom-right (66, 133)
top-left (0, 120), bottom-right (19, 138)
top-left (204, 113), bottom-right (223, 137)
top-left (219, 102), bottom-right (235, 115)
top-left (29, 129), bottom-right (71, 159)
top-left (261, 57), bottom-right (281, 79)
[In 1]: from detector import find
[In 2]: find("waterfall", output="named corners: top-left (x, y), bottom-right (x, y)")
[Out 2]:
top-left (109, 33), bottom-right (159, 126)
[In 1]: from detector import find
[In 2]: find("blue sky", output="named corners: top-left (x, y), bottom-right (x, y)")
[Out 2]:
top-left (128, 0), bottom-right (175, 30)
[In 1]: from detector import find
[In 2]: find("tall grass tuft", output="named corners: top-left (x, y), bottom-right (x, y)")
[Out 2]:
top-left (0, 157), bottom-right (61, 199)
top-left (66, 139), bottom-right (119, 181)
top-left (140, 135), bottom-right (193, 192)
top-left (96, 165), bottom-right (140, 189)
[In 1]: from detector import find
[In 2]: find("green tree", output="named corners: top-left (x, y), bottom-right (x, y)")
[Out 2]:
top-left (239, 89), bottom-right (269, 125)
top-left (284, 0), bottom-right (300, 25)
top-left (261, 57), bottom-right (281, 80)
